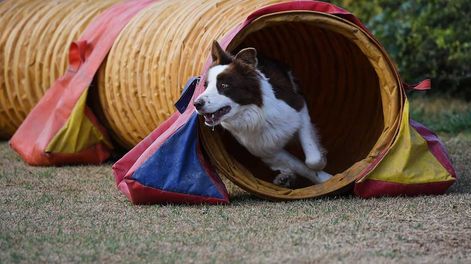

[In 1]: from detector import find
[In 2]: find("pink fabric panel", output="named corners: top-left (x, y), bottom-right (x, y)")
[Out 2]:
top-left (410, 119), bottom-right (457, 179)
top-left (354, 179), bottom-right (455, 198)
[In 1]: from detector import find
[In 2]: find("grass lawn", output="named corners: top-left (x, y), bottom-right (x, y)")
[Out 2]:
top-left (1, 97), bottom-right (471, 263)
top-left (410, 95), bottom-right (471, 134)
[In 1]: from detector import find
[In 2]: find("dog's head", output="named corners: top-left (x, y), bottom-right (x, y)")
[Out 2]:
top-left (194, 41), bottom-right (263, 127)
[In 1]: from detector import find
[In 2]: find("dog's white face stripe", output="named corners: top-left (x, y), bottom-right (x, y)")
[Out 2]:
top-left (207, 65), bottom-right (228, 85)
top-left (204, 65), bottom-right (229, 100)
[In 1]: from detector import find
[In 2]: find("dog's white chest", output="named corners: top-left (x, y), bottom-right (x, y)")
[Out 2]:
top-left (223, 96), bottom-right (302, 157)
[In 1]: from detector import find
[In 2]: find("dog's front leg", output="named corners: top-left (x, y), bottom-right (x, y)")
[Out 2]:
top-left (264, 150), bottom-right (324, 187)
top-left (261, 152), bottom-right (295, 187)
top-left (299, 107), bottom-right (326, 170)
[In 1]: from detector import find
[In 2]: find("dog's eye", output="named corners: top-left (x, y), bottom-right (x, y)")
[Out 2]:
top-left (221, 83), bottom-right (229, 89)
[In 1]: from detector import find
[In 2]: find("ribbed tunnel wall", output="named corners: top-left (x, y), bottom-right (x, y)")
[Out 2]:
top-left (96, 0), bottom-right (282, 148)
top-left (0, 0), bottom-right (120, 139)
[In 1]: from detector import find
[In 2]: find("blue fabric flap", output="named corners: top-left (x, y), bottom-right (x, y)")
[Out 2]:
top-left (174, 77), bottom-right (200, 114)
top-left (131, 113), bottom-right (224, 199)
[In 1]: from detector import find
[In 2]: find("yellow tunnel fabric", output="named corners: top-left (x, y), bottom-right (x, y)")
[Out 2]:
top-left (45, 90), bottom-right (112, 154)
top-left (365, 100), bottom-right (454, 185)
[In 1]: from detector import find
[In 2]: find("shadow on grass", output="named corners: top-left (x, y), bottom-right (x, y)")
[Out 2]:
top-left (442, 134), bottom-right (471, 194)
top-left (229, 193), bottom-right (267, 205)
top-left (226, 182), bottom-right (356, 205)
top-left (447, 160), bottom-right (471, 195)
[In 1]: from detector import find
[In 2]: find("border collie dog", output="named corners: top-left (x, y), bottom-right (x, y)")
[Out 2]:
top-left (194, 41), bottom-right (331, 187)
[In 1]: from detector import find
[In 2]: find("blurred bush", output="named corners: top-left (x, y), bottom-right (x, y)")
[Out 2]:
top-left (329, 0), bottom-right (471, 100)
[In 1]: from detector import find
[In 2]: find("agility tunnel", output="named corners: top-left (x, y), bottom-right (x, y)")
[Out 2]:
top-left (4, 0), bottom-right (456, 202)
top-left (108, 1), bottom-right (456, 202)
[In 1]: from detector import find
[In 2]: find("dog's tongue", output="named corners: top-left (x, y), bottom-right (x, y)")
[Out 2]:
top-left (203, 106), bottom-right (231, 126)
top-left (204, 113), bottom-right (218, 126)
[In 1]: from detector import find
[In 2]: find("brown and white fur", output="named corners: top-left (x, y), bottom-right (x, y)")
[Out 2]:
top-left (194, 41), bottom-right (331, 187)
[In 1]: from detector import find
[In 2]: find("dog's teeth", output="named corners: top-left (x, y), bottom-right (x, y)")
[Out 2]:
top-left (211, 114), bottom-right (215, 118)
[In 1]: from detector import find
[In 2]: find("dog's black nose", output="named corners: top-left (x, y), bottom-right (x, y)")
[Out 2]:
top-left (193, 99), bottom-right (205, 110)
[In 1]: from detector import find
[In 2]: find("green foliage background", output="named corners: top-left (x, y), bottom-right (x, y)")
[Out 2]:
top-left (328, 0), bottom-right (471, 100)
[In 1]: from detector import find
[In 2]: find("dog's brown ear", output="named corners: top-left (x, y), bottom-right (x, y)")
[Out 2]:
top-left (235, 48), bottom-right (257, 67)
top-left (211, 41), bottom-right (232, 65)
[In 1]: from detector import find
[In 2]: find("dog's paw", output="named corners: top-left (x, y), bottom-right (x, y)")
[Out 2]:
top-left (305, 155), bottom-right (327, 171)
top-left (317, 171), bottom-right (332, 183)
top-left (273, 173), bottom-right (297, 188)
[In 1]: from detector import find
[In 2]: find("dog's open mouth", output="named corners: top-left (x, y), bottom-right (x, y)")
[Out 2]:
top-left (203, 106), bottom-right (231, 126)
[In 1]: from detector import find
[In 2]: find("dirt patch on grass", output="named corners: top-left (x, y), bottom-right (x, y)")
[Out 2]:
top-left (1, 135), bottom-right (470, 263)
